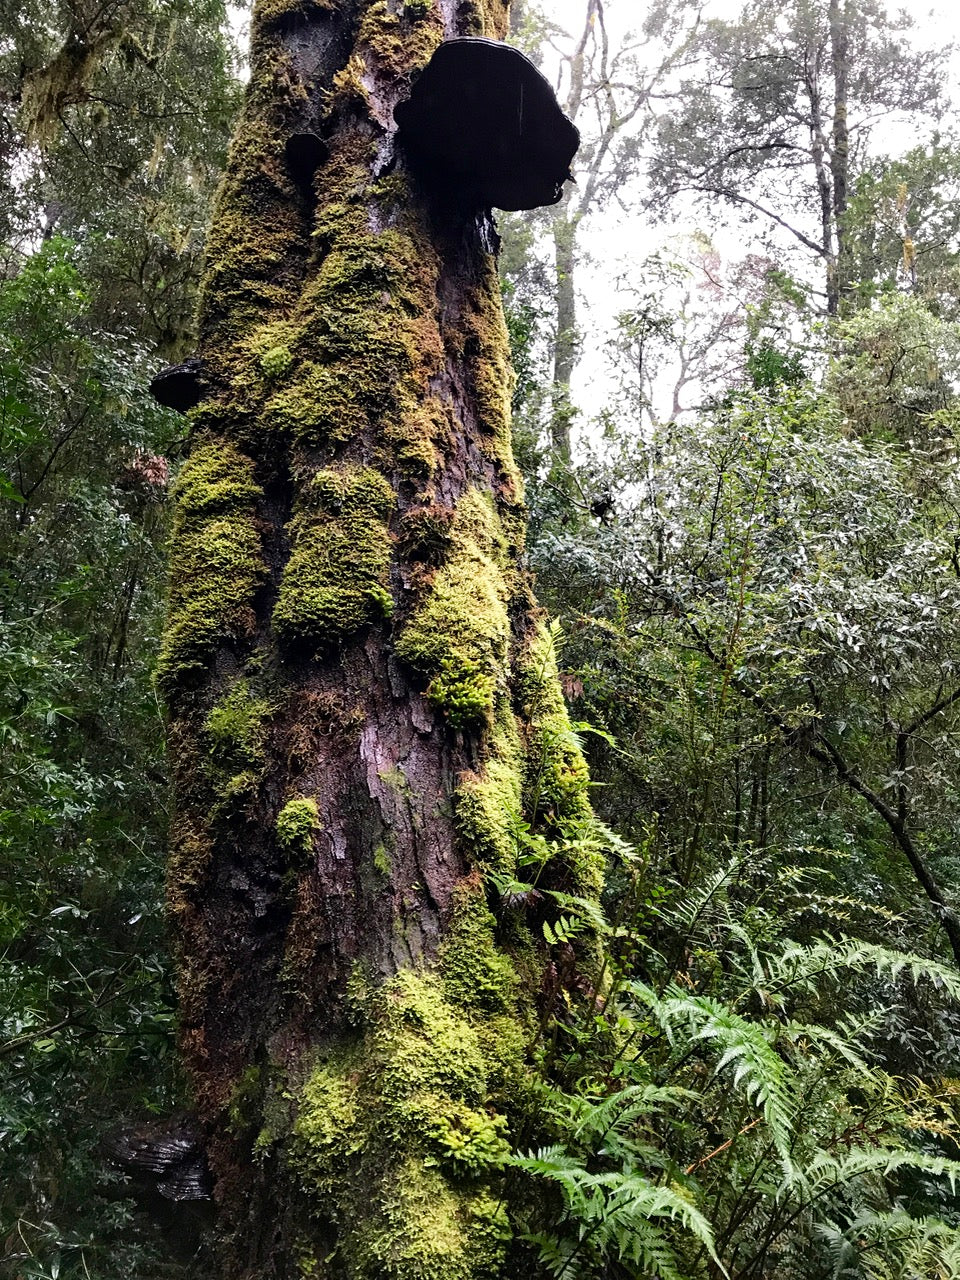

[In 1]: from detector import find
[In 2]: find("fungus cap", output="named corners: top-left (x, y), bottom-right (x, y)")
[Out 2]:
top-left (149, 358), bottom-right (204, 414)
top-left (394, 38), bottom-right (579, 212)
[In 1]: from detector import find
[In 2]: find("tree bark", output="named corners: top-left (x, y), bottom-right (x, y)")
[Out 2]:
top-left (829, 0), bottom-right (851, 313)
top-left (159, 2), bottom-right (603, 1276)
top-left (551, 200), bottom-right (578, 464)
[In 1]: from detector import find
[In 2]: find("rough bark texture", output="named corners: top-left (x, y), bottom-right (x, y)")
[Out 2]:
top-left (160, 2), bottom-right (602, 1277)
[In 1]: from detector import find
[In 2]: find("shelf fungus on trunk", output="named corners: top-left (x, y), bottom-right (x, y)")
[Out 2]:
top-left (393, 37), bottom-right (580, 212)
top-left (148, 357), bottom-right (205, 414)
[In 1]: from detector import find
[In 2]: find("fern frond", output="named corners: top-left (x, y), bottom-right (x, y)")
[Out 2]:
top-left (819, 1210), bottom-right (960, 1280)
top-left (763, 938), bottom-right (960, 1000)
top-left (510, 1150), bottom-right (726, 1277)
top-left (646, 989), bottom-right (797, 1165)
top-left (799, 1146), bottom-right (960, 1197)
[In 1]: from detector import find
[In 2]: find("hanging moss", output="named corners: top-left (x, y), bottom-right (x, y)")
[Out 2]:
top-left (273, 466), bottom-right (395, 650)
top-left (157, 440), bottom-right (266, 694)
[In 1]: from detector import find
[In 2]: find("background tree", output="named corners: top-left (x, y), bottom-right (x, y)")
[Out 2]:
top-left (0, 2), bottom-right (238, 1276)
top-left (503, 0), bottom-right (700, 465)
top-left (648, 0), bottom-right (949, 314)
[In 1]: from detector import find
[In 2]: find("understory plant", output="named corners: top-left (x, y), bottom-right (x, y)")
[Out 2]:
top-left (508, 852), bottom-right (960, 1279)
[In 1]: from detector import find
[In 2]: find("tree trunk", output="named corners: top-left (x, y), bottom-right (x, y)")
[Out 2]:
top-left (550, 200), bottom-right (578, 464)
top-left (159, 2), bottom-right (602, 1277)
top-left (829, 0), bottom-right (851, 312)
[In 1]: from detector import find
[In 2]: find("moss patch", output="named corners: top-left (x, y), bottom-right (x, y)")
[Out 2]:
top-left (395, 489), bottom-right (510, 727)
top-left (439, 876), bottom-right (517, 1014)
top-left (204, 679), bottom-right (271, 773)
top-left (277, 797), bottom-right (321, 854)
top-left (290, 960), bottom-right (524, 1279)
top-left (274, 466), bottom-right (395, 650)
top-left (518, 624), bottom-right (604, 899)
top-left (157, 440), bottom-right (265, 694)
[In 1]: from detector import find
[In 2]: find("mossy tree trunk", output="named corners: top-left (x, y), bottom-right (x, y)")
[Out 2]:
top-left (160, 1), bottom-right (602, 1276)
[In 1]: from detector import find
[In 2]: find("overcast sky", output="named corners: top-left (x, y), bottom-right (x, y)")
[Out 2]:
top-left (531, 0), bottom-right (960, 419)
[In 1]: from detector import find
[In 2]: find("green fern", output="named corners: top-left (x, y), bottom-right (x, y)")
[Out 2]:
top-left (511, 1148), bottom-right (725, 1279)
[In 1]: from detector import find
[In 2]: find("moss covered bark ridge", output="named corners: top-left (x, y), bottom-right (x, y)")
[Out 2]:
top-left (160, 0), bottom-right (604, 1274)
top-left (274, 466), bottom-right (395, 649)
top-left (156, 439), bottom-right (266, 693)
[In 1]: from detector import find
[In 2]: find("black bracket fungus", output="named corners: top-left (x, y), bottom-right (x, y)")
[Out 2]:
top-left (393, 37), bottom-right (580, 212)
top-left (149, 357), bottom-right (205, 414)
top-left (104, 1120), bottom-right (213, 1260)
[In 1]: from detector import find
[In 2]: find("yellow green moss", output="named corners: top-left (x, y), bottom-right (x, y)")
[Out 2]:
top-left (438, 877), bottom-right (517, 1013)
top-left (204, 679), bottom-right (271, 772)
top-left (518, 624), bottom-right (604, 898)
top-left (354, 1161), bottom-right (509, 1280)
top-left (290, 959), bottom-right (524, 1279)
top-left (519, 624), bottom-right (591, 818)
top-left (157, 440), bottom-right (265, 693)
top-left (260, 344), bottom-right (293, 379)
top-left (273, 466), bottom-right (395, 650)
top-left (249, 206), bottom-right (445, 465)
top-left (277, 797), bottom-right (321, 853)
top-left (198, 86), bottom-right (305, 337)
top-left (373, 841), bottom-right (393, 877)
top-left (357, 1), bottom-right (444, 80)
top-left (395, 489), bottom-right (510, 726)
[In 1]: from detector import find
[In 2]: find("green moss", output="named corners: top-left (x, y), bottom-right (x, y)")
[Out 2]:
top-left (216, 769), bottom-right (259, 813)
top-left (426, 658), bottom-right (495, 729)
top-left (294, 1054), bottom-right (364, 1194)
top-left (373, 842), bottom-right (393, 878)
top-left (274, 466), bottom-right (394, 650)
top-left (157, 440), bottom-right (265, 693)
top-left (358, 1), bottom-right (443, 80)
top-left (204, 679), bottom-right (271, 771)
top-left (395, 489), bottom-right (510, 726)
top-left (421, 1101), bottom-right (509, 1177)
top-left (228, 1065), bottom-right (263, 1133)
top-left (277, 797), bottom-right (321, 853)
top-left (439, 877), bottom-right (518, 1013)
top-left (260, 344), bottom-right (292, 379)
top-left (354, 1160), bottom-right (509, 1280)
top-left (289, 963), bottom-right (523, 1278)
top-left (518, 624), bottom-right (604, 898)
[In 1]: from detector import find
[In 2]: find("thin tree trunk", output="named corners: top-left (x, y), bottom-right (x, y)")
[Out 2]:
top-left (804, 41), bottom-right (839, 314)
top-left (159, 2), bottom-right (602, 1275)
top-left (829, 0), bottom-right (851, 311)
top-left (551, 200), bottom-right (578, 463)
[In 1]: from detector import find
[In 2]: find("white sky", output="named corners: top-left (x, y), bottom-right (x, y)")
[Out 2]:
top-left (534, 0), bottom-right (960, 421)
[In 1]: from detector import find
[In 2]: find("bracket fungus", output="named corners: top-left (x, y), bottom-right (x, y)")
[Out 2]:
top-left (149, 357), bottom-right (205, 414)
top-left (394, 37), bottom-right (580, 212)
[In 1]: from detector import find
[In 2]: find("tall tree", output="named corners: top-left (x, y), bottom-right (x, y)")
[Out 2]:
top-left (161, 1), bottom-right (604, 1274)
top-left (649, 0), bottom-right (948, 314)
top-left (1, 0), bottom-right (239, 352)
top-left (505, 0), bottom-right (697, 463)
